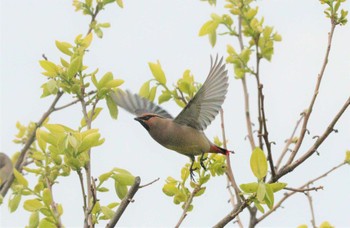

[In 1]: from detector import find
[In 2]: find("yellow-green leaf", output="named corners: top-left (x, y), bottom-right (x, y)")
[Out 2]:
top-left (319, 221), bottom-right (334, 228)
top-left (264, 183), bottom-right (274, 209)
top-left (99, 171), bottom-right (113, 183)
top-left (101, 206), bottom-right (114, 219)
top-left (98, 72), bottom-right (113, 88)
top-left (250, 147), bottom-right (268, 180)
top-left (67, 56), bottom-right (82, 79)
top-left (149, 61), bottom-right (166, 85)
top-left (114, 173), bottom-right (135, 186)
top-left (148, 86), bottom-right (157, 102)
top-left (106, 94), bottom-right (118, 119)
top-left (269, 182), bottom-right (287, 192)
top-left (9, 194), bottom-right (21, 212)
top-left (105, 79), bottom-right (124, 88)
top-left (162, 183), bottom-right (178, 197)
top-left (81, 107), bottom-right (103, 127)
top-left (28, 211), bottom-right (39, 228)
top-left (38, 218), bottom-right (56, 228)
top-left (42, 188), bottom-right (52, 205)
top-left (79, 132), bottom-right (101, 152)
top-left (13, 169), bottom-right (28, 187)
top-left (256, 182), bottom-right (266, 202)
top-left (82, 33), bottom-right (93, 48)
top-left (114, 181), bottom-right (127, 200)
top-left (240, 182), bottom-right (258, 193)
top-left (158, 90), bottom-right (172, 104)
top-left (116, 0), bottom-right (124, 8)
top-left (139, 80), bottom-right (150, 98)
top-left (55, 41), bottom-right (73, 56)
top-left (23, 199), bottom-right (44, 212)
top-left (345, 150), bottom-right (350, 164)
top-left (39, 60), bottom-right (59, 75)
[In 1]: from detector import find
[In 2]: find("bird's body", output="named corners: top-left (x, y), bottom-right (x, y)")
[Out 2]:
top-left (137, 114), bottom-right (212, 156)
top-left (0, 152), bottom-right (13, 190)
top-left (111, 56), bottom-right (231, 179)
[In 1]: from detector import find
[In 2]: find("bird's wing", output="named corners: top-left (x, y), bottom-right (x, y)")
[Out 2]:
top-left (174, 55), bottom-right (228, 130)
top-left (110, 90), bottom-right (173, 119)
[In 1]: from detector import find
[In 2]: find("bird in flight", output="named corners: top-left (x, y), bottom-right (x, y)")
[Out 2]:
top-left (111, 55), bottom-right (232, 180)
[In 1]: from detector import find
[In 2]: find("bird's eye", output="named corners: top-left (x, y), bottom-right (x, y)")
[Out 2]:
top-left (141, 115), bottom-right (153, 120)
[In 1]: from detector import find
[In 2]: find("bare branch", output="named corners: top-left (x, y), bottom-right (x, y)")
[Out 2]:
top-left (287, 22), bottom-right (337, 164)
top-left (305, 185), bottom-right (317, 228)
top-left (284, 186), bottom-right (323, 193)
top-left (175, 186), bottom-right (201, 228)
top-left (106, 176), bottom-right (141, 228)
top-left (139, 177), bottom-right (160, 188)
top-left (258, 162), bottom-right (346, 224)
top-left (276, 114), bottom-right (304, 170)
top-left (274, 96), bottom-right (350, 182)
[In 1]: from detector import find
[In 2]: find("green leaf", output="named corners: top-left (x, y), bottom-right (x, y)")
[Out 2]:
top-left (97, 187), bottom-right (109, 192)
top-left (113, 167), bottom-right (132, 175)
top-left (250, 147), bottom-right (268, 180)
top-left (99, 171), bottom-right (113, 183)
top-left (208, 31), bottom-right (217, 47)
top-left (114, 181), bottom-right (128, 199)
top-left (254, 200), bottom-right (265, 213)
top-left (256, 182), bottom-right (266, 202)
top-left (240, 182), bottom-right (259, 193)
top-left (39, 60), bottom-right (59, 75)
top-left (158, 90), bottom-right (172, 104)
top-left (9, 194), bottom-right (21, 212)
top-left (162, 183), bottom-right (178, 197)
top-left (319, 221), bottom-right (334, 228)
top-left (345, 150), bottom-right (350, 164)
top-left (105, 79), bottom-right (124, 88)
top-left (81, 107), bottom-right (103, 127)
top-left (106, 94), bottom-right (119, 119)
top-left (181, 166), bottom-right (190, 181)
top-left (264, 184), bottom-right (274, 209)
top-left (195, 187), bottom-right (206, 197)
top-left (42, 188), bottom-right (52, 206)
top-left (79, 132), bottom-right (101, 152)
top-left (28, 211), bottom-right (39, 228)
top-left (13, 169), bottom-right (28, 187)
top-left (149, 61), bottom-right (166, 85)
top-left (269, 182), bottom-right (287, 192)
top-left (113, 173), bottom-right (135, 186)
top-left (139, 80), bottom-right (150, 98)
top-left (116, 0), bottom-right (124, 8)
top-left (38, 218), bottom-right (56, 228)
top-left (101, 206), bottom-right (114, 219)
top-left (67, 56), bottom-right (82, 79)
top-left (23, 199), bottom-right (44, 212)
top-left (98, 72), bottom-right (113, 88)
top-left (199, 20), bottom-right (214, 36)
top-left (55, 41), bottom-right (73, 56)
top-left (148, 86), bottom-right (157, 102)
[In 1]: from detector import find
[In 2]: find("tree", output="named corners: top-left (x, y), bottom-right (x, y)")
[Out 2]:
top-left (1, 0), bottom-right (349, 227)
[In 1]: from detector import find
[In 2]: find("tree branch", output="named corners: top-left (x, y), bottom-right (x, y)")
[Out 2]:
top-left (305, 185), bottom-right (317, 228)
top-left (273, 96), bottom-right (350, 182)
top-left (0, 91), bottom-right (64, 197)
top-left (175, 186), bottom-right (200, 228)
top-left (106, 176), bottom-right (141, 228)
top-left (287, 22), bottom-right (337, 165)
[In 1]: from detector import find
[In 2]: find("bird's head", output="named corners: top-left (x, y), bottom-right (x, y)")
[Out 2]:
top-left (134, 113), bottom-right (161, 131)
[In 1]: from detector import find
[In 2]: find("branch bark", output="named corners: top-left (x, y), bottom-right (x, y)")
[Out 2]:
top-left (106, 176), bottom-right (141, 228)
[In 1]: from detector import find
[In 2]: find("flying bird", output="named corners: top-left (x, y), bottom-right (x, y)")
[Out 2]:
top-left (110, 56), bottom-right (231, 180)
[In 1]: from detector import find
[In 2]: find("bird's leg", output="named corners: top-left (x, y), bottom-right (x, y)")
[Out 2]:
top-left (189, 155), bottom-right (196, 182)
top-left (199, 153), bottom-right (207, 171)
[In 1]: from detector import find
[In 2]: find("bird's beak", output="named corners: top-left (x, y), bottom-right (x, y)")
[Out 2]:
top-left (134, 117), bottom-right (150, 131)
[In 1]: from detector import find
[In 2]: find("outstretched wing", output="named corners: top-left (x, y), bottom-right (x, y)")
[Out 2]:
top-left (110, 90), bottom-right (173, 119)
top-left (174, 55), bottom-right (228, 130)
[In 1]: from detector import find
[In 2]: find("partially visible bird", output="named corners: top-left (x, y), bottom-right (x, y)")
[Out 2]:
top-left (0, 152), bottom-right (13, 191)
top-left (110, 56), bottom-right (232, 180)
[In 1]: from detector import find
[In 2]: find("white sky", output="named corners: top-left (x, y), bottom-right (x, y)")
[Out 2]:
top-left (1, 0), bottom-right (350, 227)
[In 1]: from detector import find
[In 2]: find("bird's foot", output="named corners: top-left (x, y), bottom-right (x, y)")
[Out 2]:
top-left (199, 153), bottom-right (207, 171)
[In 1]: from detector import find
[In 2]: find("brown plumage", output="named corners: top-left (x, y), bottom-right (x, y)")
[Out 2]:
top-left (111, 56), bottom-right (231, 179)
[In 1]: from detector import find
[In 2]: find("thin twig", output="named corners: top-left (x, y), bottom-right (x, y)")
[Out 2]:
top-left (175, 186), bottom-right (201, 228)
top-left (220, 109), bottom-right (244, 227)
top-left (275, 114), bottom-right (304, 171)
top-left (139, 177), bottom-right (160, 188)
top-left (45, 176), bottom-right (62, 227)
top-left (284, 186), bottom-right (323, 193)
top-left (305, 185), bottom-right (317, 228)
top-left (287, 22), bottom-right (337, 165)
top-left (0, 91), bottom-right (64, 197)
top-left (53, 90), bottom-right (97, 111)
top-left (273, 96), bottom-right (350, 182)
top-left (257, 162), bottom-right (346, 224)
top-left (106, 176), bottom-right (141, 228)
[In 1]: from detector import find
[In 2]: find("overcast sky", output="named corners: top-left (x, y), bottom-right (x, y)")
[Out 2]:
top-left (1, 0), bottom-right (350, 227)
